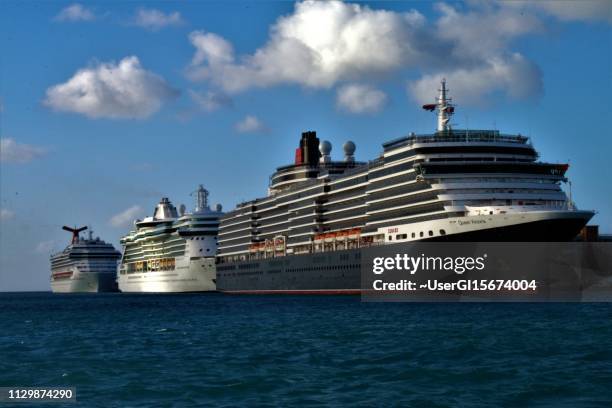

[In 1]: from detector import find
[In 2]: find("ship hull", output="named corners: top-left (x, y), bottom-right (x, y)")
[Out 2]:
top-left (118, 258), bottom-right (216, 293)
top-left (426, 210), bottom-right (593, 242)
top-left (51, 272), bottom-right (118, 293)
top-left (217, 211), bottom-right (593, 294)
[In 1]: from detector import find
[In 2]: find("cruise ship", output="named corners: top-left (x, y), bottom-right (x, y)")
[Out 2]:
top-left (117, 185), bottom-right (223, 293)
top-left (50, 226), bottom-right (121, 293)
top-left (215, 80), bottom-right (595, 294)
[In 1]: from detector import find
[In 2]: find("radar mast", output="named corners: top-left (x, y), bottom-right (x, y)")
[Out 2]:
top-left (422, 79), bottom-right (455, 132)
top-left (192, 185), bottom-right (209, 212)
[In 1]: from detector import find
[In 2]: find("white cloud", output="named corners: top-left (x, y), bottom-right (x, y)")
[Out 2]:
top-left (0, 138), bottom-right (46, 163)
top-left (234, 115), bottom-right (267, 134)
top-left (55, 3), bottom-right (95, 22)
top-left (186, 1), bottom-right (425, 92)
top-left (134, 8), bottom-right (184, 30)
top-left (185, 1), bottom-right (544, 105)
top-left (404, 3), bottom-right (544, 105)
top-left (0, 208), bottom-right (15, 221)
top-left (35, 240), bottom-right (56, 254)
top-left (408, 53), bottom-right (542, 105)
top-left (336, 84), bottom-right (387, 114)
top-left (110, 205), bottom-right (144, 228)
top-left (507, 1), bottom-right (612, 24)
top-left (188, 89), bottom-right (232, 112)
top-left (44, 56), bottom-right (178, 119)
top-left (433, 3), bottom-right (542, 63)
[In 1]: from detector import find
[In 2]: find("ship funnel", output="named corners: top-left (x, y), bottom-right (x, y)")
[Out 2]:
top-left (153, 197), bottom-right (178, 220)
top-left (62, 225), bottom-right (87, 244)
top-left (295, 131), bottom-right (321, 166)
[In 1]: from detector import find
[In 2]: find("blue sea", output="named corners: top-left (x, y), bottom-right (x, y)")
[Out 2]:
top-left (2, 293), bottom-right (612, 407)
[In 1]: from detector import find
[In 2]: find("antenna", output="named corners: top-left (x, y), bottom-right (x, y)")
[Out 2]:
top-left (422, 78), bottom-right (455, 132)
top-left (62, 225), bottom-right (87, 244)
top-left (568, 179), bottom-right (575, 210)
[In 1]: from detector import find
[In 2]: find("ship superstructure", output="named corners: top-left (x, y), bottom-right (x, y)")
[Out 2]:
top-left (50, 226), bottom-right (121, 293)
top-left (117, 185), bottom-right (223, 293)
top-left (215, 80), bottom-right (594, 293)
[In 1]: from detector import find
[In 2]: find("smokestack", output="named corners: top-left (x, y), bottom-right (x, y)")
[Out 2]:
top-left (299, 131), bottom-right (321, 166)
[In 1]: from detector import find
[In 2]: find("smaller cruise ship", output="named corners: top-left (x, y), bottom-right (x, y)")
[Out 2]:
top-left (117, 185), bottom-right (223, 293)
top-left (50, 226), bottom-right (121, 293)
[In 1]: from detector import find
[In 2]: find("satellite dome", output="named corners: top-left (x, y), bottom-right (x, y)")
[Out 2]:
top-left (319, 140), bottom-right (332, 155)
top-left (343, 141), bottom-right (356, 156)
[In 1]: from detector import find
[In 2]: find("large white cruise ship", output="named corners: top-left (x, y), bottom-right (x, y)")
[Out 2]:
top-left (50, 226), bottom-right (121, 293)
top-left (117, 185), bottom-right (223, 293)
top-left (215, 80), bottom-right (595, 293)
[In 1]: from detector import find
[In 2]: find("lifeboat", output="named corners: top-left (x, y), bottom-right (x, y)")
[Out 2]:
top-left (324, 232), bottom-right (336, 241)
top-left (336, 230), bottom-right (348, 238)
top-left (265, 240), bottom-right (274, 251)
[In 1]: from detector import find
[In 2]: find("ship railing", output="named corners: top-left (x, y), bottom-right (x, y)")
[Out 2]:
top-left (383, 130), bottom-right (530, 151)
top-left (246, 236), bottom-right (386, 259)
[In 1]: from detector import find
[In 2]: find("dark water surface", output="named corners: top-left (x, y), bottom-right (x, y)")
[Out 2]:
top-left (1, 292), bottom-right (612, 407)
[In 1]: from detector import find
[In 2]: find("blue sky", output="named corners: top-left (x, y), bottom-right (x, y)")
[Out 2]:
top-left (1, 1), bottom-right (611, 291)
